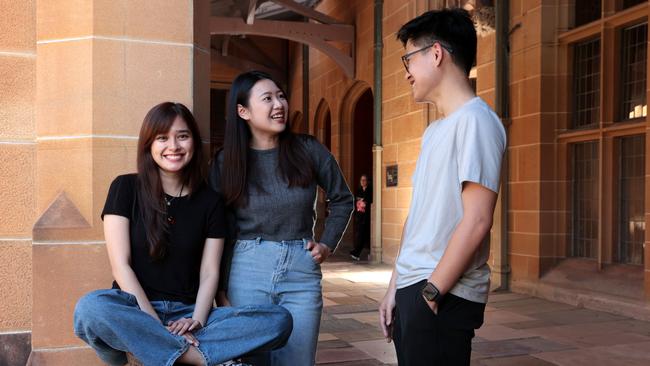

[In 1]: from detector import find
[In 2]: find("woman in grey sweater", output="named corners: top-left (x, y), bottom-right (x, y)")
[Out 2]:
top-left (209, 71), bottom-right (353, 366)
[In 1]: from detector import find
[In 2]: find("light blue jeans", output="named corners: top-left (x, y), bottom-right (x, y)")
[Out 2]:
top-left (73, 289), bottom-right (292, 366)
top-left (228, 238), bottom-right (323, 366)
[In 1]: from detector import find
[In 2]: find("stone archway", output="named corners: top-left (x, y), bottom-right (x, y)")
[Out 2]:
top-left (314, 99), bottom-right (332, 150)
top-left (337, 80), bottom-right (374, 256)
top-left (338, 80), bottom-right (373, 184)
top-left (312, 99), bottom-right (332, 243)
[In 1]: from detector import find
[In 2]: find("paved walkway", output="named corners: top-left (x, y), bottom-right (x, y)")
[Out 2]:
top-left (316, 259), bottom-right (650, 366)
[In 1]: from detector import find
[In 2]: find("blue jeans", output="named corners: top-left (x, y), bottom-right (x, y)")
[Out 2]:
top-left (228, 238), bottom-right (323, 366)
top-left (73, 289), bottom-right (292, 366)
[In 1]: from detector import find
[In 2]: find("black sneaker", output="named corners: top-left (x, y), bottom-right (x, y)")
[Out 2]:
top-left (350, 253), bottom-right (360, 261)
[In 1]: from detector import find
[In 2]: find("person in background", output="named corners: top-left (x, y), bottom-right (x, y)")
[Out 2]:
top-left (350, 174), bottom-right (372, 261)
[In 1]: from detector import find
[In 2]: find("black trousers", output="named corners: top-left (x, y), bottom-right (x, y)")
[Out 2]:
top-left (393, 280), bottom-right (485, 366)
top-left (351, 213), bottom-right (370, 256)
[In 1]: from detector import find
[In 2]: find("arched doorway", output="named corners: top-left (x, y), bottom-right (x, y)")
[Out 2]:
top-left (314, 99), bottom-right (332, 150)
top-left (313, 99), bottom-right (332, 241)
top-left (352, 89), bottom-right (374, 194)
top-left (338, 81), bottom-right (374, 257)
top-left (339, 81), bottom-right (374, 182)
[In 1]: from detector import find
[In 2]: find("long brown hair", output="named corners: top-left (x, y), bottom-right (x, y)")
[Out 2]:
top-left (136, 102), bottom-right (204, 260)
top-left (222, 71), bottom-right (314, 207)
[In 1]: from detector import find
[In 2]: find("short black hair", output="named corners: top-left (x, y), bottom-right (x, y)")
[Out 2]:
top-left (397, 8), bottom-right (477, 76)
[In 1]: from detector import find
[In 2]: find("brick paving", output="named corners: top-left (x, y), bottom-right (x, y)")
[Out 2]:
top-left (316, 257), bottom-right (650, 366)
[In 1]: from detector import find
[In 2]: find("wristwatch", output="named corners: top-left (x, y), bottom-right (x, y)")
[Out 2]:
top-left (421, 281), bottom-right (442, 303)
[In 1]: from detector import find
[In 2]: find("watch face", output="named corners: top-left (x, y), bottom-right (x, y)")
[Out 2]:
top-left (422, 283), bottom-right (438, 301)
top-left (423, 291), bottom-right (436, 301)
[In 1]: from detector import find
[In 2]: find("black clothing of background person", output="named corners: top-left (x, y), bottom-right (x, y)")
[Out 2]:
top-left (351, 183), bottom-right (372, 259)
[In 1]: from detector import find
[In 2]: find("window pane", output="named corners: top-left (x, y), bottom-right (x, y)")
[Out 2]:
top-left (575, 0), bottom-right (601, 27)
top-left (572, 141), bottom-right (599, 259)
top-left (622, 0), bottom-right (646, 10)
top-left (617, 135), bottom-right (645, 265)
top-left (572, 38), bottom-right (601, 129)
top-left (620, 23), bottom-right (648, 121)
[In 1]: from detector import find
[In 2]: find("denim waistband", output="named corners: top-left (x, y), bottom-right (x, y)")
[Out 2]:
top-left (237, 237), bottom-right (310, 246)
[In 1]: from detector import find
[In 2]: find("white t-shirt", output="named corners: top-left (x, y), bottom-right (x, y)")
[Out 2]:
top-left (395, 97), bottom-right (506, 303)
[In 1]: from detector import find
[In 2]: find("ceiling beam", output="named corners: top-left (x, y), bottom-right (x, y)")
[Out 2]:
top-left (212, 17), bottom-right (353, 42)
top-left (210, 16), bottom-right (354, 78)
top-left (270, 0), bottom-right (342, 24)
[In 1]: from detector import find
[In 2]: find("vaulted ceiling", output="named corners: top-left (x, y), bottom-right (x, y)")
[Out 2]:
top-left (209, 0), bottom-right (355, 84)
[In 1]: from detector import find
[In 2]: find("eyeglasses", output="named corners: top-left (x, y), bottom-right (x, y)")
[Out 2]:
top-left (401, 41), bottom-right (454, 72)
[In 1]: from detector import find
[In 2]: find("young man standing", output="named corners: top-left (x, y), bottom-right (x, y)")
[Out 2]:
top-left (379, 8), bottom-right (506, 365)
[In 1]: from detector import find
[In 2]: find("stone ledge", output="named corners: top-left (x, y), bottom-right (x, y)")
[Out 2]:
top-left (510, 279), bottom-right (650, 322)
top-left (27, 346), bottom-right (101, 366)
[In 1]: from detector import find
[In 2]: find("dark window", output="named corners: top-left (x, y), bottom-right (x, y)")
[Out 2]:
top-left (571, 141), bottom-right (599, 259)
top-left (210, 89), bottom-right (228, 152)
top-left (620, 22), bottom-right (648, 121)
top-left (572, 38), bottom-right (601, 129)
top-left (621, 0), bottom-right (646, 11)
top-left (617, 135), bottom-right (645, 265)
top-left (575, 0), bottom-right (601, 27)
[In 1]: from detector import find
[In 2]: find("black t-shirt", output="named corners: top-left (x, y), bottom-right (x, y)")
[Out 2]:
top-left (102, 174), bottom-right (226, 304)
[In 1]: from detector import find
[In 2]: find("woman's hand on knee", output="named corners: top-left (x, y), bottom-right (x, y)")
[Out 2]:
top-left (166, 318), bottom-right (202, 336)
top-left (167, 318), bottom-right (202, 346)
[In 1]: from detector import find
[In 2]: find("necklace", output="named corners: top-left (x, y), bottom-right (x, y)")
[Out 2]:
top-left (164, 184), bottom-right (184, 206)
top-left (164, 183), bottom-right (184, 225)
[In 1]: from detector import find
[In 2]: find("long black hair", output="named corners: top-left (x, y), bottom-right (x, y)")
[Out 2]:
top-left (136, 102), bottom-right (204, 259)
top-left (222, 71), bottom-right (313, 207)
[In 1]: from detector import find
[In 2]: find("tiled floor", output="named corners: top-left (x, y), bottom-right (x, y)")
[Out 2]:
top-left (316, 258), bottom-right (650, 366)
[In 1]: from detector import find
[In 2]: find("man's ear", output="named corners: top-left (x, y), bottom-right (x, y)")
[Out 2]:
top-left (432, 43), bottom-right (444, 67)
top-left (237, 104), bottom-right (250, 120)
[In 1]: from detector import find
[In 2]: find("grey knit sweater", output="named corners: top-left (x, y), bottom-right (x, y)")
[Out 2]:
top-left (209, 135), bottom-right (353, 251)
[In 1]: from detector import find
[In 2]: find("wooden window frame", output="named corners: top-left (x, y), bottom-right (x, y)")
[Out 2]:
top-left (558, 1), bottom-right (648, 269)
